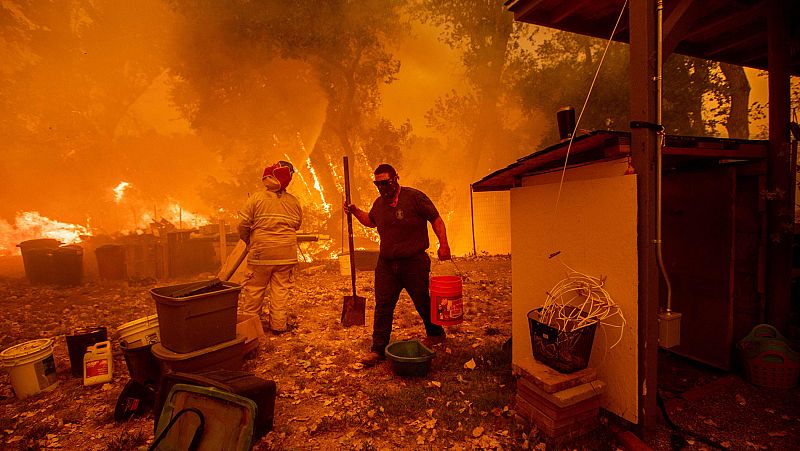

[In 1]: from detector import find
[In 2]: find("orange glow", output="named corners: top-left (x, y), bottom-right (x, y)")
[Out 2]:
top-left (0, 212), bottom-right (91, 256)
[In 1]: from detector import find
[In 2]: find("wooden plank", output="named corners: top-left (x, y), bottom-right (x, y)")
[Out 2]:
top-left (662, 167), bottom-right (736, 369)
top-left (662, 146), bottom-right (766, 159)
top-left (663, 0), bottom-right (705, 57)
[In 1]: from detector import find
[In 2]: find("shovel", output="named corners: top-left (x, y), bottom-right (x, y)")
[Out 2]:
top-left (341, 156), bottom-right (366, 327)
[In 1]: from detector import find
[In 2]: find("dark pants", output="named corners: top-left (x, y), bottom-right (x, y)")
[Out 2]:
top-left (371, 253), bottom-right (445, 355)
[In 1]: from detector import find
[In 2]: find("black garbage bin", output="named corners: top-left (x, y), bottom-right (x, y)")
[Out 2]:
top-left (18, 239), bottom-right (61, 284)
top-left (95, 244), bottom-right (127, 280)
top-left (52, 245), bottom-right (83, 286)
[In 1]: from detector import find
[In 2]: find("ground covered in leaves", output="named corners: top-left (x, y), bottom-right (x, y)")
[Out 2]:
top-left (0, 254), bottom-right (797, 450)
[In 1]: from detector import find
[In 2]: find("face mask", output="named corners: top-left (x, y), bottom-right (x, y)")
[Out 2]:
top-left (375, 178), bottom-right (399, 201)
top-left (263, 175), bottom-right (281, 192)
top-left (262, 161), bottom-right (294, 190)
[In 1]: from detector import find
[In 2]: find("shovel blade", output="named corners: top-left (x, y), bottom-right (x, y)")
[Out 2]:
top-left (341, 295), bottom-right (366, 327)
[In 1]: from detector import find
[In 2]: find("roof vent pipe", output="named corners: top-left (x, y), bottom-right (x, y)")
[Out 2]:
top-left (557, 106), bottom-right (576, 141)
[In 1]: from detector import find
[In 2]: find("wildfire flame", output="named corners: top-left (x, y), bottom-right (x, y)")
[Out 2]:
top-left (168, 204), bottom-right (208, 228)
top-left (298, 239), bottom-right (334, 263)
top-left (0, 211), bottom-right (91, 256)
top-left (305, 157), bottom-right (331, 214)
top-left (141, 201), bottom-right (209, 230)
top-left (328, 154), bottom-right (343, 194)
top-left (113, 181), bottom-right (131, 204)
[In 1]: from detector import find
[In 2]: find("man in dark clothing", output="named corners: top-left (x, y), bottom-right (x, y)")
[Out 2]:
top-left (345, 164), bottom-right (451, 366)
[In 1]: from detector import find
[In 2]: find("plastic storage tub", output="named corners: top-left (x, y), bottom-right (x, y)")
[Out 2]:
top-left (151, 336), bottom-right (246, 375)
top-left (155, 370), bottom-right (276, 439)
top-left (153, 383), bottom-right (256, 451)
top-left (150, 281), bottom-right (240, 353)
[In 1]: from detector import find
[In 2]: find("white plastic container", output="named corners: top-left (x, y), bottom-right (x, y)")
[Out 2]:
top-left (0, 338), bottom-right (58, 400)
top-left (83, 340), bottom-right (113, 386)
top-left (117, 314), bottom-right (160, 348)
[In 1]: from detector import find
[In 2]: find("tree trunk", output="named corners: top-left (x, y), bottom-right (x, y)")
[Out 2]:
top-left (719, 63), bottom-right (751, 139)
top-left (689, 61), bottom-right (709, 135)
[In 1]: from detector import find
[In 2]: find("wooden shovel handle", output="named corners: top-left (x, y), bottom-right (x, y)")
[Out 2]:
top-left (343, 156), bottom-right (358, 299)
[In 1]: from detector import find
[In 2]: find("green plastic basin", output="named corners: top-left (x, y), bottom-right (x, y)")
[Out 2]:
top-left (385, 340), bottom-right (435, 377)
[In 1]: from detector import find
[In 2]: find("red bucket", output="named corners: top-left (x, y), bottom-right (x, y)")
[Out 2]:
top-left (430, 275), bottom-right (463, 326)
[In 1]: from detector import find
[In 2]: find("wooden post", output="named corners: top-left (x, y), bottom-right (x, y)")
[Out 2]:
top-left (470, 186), bottom-right (477, 256)
top-left (218, 216), bottom-right (227, 266)
top-left (629, 0), bottom-right (659, 435)
top-left (765, 0), bottom-right (793, 333)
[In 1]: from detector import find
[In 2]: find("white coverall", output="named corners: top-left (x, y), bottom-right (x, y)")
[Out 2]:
top-left (238, 189), bottom-right (302, 331)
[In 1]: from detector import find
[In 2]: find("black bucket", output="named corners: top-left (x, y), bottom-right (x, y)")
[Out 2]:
top-left (66, 326), bottom-right (108, 377)
top-left (556, 106), bottom-right (576, 140)
top-left (527, 307), bottom-right (598, 374)
top-left (121, 343), bottom-right (161, 386)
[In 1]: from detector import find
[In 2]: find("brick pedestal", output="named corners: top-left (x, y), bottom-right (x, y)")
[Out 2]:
top-left (513, 359), bottom-right (605, 440)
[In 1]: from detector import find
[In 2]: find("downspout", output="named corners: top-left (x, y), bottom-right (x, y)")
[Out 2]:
top-left (655, 0), bottom-right (676, 322)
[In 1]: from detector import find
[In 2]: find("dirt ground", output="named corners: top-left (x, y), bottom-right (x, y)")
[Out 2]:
top-left (0, 255), bottom-right (798, 450)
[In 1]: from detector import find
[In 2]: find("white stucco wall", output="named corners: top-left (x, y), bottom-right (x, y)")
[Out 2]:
top-left (511, 159), bottom-right (639, 423)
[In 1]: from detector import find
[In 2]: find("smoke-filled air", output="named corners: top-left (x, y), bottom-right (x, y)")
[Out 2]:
top-left (0, 0), bottom-right (768, 262)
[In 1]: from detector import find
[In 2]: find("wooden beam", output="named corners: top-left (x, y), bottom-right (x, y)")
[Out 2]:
top-left (704, 31), bottom-right (766, 58)
top-left (549, 1), bottom-right (588, 25)
top-left (629, 0), bottom-right (659, 437)
top-left (663, 0), bottom-right (704, 57)
top-left (661, 146), bottom-right (766, 159)
top-left (509, 0), bottom-right (549, 22)
top-left (682, 1), bottom-right (766, 41)
top-left (765, 0), bottom-right (793, 333)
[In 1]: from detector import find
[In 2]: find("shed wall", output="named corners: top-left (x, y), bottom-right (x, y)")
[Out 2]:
top-left (511, 167), bottom-right (639, 422)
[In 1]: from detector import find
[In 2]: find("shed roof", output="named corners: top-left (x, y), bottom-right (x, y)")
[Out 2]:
top-left (472, 131), bottom-right (768, 192)
top-left (505, 0), bottom-right (800, 75)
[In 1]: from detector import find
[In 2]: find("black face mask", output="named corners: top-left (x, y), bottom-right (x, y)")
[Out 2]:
top-left (375, 178), bottom-right (399, 202)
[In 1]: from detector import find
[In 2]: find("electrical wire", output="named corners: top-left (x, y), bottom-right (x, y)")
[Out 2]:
top-left (541, 268), bottom-right (626, 349)
top-left (540, 0), bottom-right (630, 355)
top-left (552, 0), bottom-right (629, 221)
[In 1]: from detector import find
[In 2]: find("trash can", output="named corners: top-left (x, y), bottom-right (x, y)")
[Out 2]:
top-left (52, 245), bottom-right (83, 286)
top-left (95, 244), bottom-right (127, 280)
top-left (17, 239), bottom-right (60, 284)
